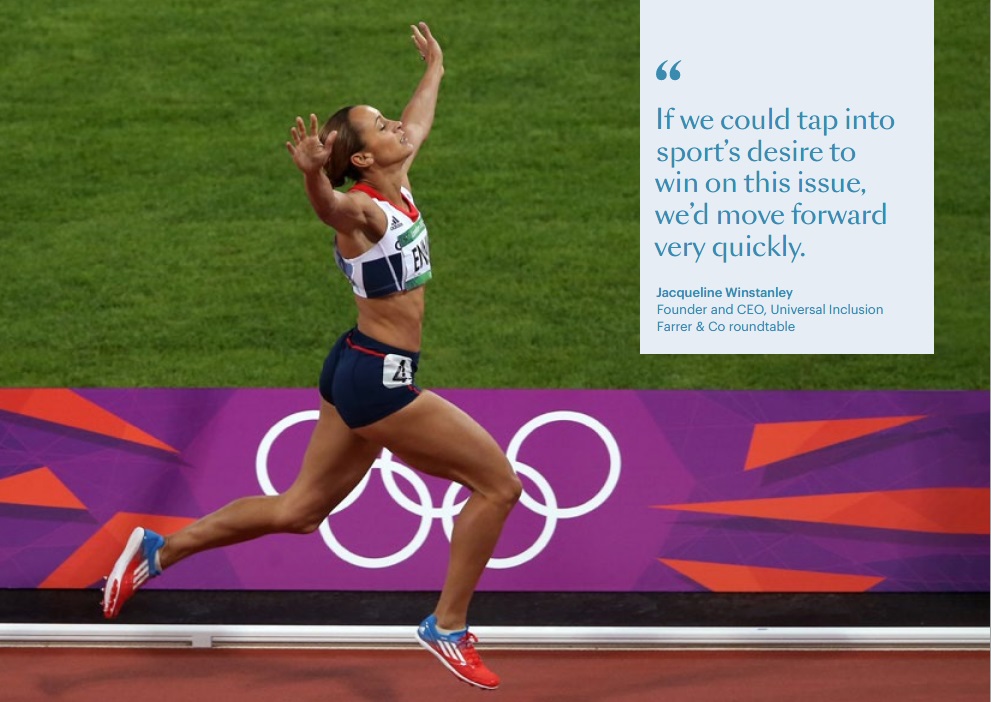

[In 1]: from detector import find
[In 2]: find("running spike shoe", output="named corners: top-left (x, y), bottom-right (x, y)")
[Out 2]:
top-left (416, 614), bottom-right (500, 690)
top-left (102, 527), bottom-right (164, 619)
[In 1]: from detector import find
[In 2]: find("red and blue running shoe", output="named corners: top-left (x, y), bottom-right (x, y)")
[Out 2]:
top-left (102, 527), bottom-right (165, 619)
top-left (416, 614), bottom-right (500, 690)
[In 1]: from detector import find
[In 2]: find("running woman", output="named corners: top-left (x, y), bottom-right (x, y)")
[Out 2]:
top-left (102, 22), bottom-right (521, 691)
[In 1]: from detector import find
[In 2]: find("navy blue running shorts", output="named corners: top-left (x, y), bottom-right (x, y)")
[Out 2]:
top-left (319, 327), bottom-right (422, 428)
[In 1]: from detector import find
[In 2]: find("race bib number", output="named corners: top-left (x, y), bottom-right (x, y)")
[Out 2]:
top-left (383, 354), bottom-right (414, 389)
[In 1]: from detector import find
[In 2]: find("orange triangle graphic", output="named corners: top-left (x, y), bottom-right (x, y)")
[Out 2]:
top-left (0, 467), bottom-right (86, 510)
top-left (744, 415), bottom-right (925, 470)
top-left (40, 511), bottom-right (197, 589)
top-left (659, 558), bottom-right (884, 592)
top-left (656, 488), bottom-right (990, 535)
top-left (0, 389), bottom-right (177, 454)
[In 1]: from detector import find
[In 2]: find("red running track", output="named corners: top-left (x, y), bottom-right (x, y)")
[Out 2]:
top-left (2, 648), bottom-right (988, 701)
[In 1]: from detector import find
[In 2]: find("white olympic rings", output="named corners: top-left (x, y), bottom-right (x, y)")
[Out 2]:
top-left (255, 409), bottom-right (621, 569)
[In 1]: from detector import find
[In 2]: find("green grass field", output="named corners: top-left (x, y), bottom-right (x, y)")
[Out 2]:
top-left (0, 1), bottom-right (986, 389)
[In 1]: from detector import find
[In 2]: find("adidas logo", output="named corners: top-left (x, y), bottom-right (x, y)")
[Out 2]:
top-left (389, 216), bottom-right (403, 231)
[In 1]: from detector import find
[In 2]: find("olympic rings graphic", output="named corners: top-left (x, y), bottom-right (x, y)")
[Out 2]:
top-left (255, 410), bottom-right (621, 570)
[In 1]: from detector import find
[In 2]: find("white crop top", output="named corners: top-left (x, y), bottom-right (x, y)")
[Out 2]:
top-left (334, 183), bottom-right (432, 299)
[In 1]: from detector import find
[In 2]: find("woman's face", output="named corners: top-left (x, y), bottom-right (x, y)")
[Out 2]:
top-left (349, 105), bottom-right (412, 168)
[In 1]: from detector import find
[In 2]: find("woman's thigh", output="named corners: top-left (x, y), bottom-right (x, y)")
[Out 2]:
top-left (353, 391), bottom-right (516, 493)
top-left (280, 399), bottom-right (383, 516)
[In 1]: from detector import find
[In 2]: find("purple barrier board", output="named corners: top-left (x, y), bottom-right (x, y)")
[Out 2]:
top-left (0, 389), bottom-right (987, 592)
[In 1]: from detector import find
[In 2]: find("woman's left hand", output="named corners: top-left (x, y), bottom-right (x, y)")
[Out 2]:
top-left (410, 21), bottom-right (442, 66)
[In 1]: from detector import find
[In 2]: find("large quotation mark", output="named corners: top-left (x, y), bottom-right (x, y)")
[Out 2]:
top-left (656, 60), bottom-right (682, 81)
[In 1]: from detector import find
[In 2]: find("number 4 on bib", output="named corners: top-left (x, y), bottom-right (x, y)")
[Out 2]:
top-left (383, 354), bottom-right (414, 388)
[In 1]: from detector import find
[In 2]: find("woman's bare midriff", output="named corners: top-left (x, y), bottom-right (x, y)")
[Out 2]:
top-left (354, 286), bottom-right (426, 352)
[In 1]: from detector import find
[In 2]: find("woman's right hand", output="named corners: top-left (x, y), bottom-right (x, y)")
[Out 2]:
top-left (286, 113), bottom-right (335, 175)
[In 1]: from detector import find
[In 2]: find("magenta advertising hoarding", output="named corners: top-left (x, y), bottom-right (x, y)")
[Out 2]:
top-left (0, 388), bottom-right (987, 593)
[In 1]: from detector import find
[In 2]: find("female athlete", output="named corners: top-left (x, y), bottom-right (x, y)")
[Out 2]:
top-left (102, 22), bottom-right (521, 690)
